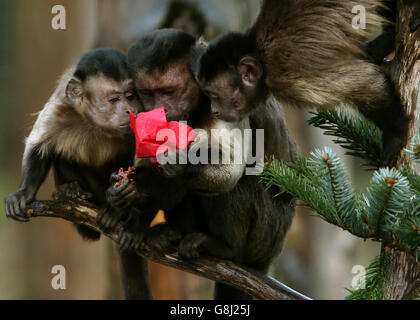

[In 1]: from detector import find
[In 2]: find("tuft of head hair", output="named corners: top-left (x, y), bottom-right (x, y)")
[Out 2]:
top-left (74, 48), bottom-right (130, 83)
top-left (194, 30), bottom-right (255, 83)
top-left (190, 37), bottom-right (208, 77)
top-left (127, 28), bottom-right (196, 74)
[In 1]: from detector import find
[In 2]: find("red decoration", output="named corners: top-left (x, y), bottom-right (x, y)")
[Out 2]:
top-left (130, 107), bottom-right (197, 163)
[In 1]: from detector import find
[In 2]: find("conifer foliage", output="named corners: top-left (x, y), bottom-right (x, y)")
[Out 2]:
top-left (262, 110), bottom-right (420, 299)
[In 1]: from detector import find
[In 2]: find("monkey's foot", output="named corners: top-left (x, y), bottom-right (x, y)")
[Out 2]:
top-left (144, 224), bottom-right (182, 254)
top-left (55, 181), bottom-right (92, 200)
top-left (178, 232), bottom-right (208, 260)
top-left (96, 207), bottom-right (126, 233)
top-left (117, 229), bottom-right (143, 252)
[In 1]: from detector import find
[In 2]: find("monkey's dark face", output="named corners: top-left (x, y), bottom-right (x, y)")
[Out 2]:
top-left (133, 60), bottom-right (200, 121)
top-left (198, 70), bottom-right (263, 122)
top-left (69, 76), bottom-right (142, 135)
top-left (197, 72), bottom-right (247, 122)
top-left (197, 56), bottom-right (265, 122)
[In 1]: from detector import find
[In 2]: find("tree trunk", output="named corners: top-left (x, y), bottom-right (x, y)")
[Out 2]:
top-left (382, 0), bottom-right (420, 300)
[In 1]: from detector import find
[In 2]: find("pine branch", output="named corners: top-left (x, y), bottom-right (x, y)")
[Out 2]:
top-left (307, 110), bottom-right (383, 169)
top-left (397, 197), bottom-right (420, 253)
top-left (23, 198), bottom-right (311, 301)
top-left (362, 168), bottom-right (410, 238)
top-left (400, 165), bottom-right (420, 194)
top-left (346, 250), bottom-right (391, 300)
top-left (262, 147), bottom-right (420, 250)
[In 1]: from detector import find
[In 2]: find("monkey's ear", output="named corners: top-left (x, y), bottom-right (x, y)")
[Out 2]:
top-left (65, 78), bottom-right (84, 105)
top-left (237, 56), bottom-right (262, 87)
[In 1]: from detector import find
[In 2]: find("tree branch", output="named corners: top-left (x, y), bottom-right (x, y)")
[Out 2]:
top-left (24, 198), bottom-right (311, 300)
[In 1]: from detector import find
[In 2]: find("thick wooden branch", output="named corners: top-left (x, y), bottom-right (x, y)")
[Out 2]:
top-left (25, 199), bottom-right (310, 300)
top-left (384, 0), bottom-right (420, 300)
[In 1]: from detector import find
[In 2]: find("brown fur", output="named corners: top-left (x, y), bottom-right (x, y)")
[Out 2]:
top-left (254, 0), bottom-right (390, 110)
top-left (24, 69), bottom-right (134, 167)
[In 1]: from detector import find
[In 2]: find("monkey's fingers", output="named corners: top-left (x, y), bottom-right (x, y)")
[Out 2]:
top-left (7, 202), bottom-right (29, 222)
top-left (178, 232), bottom-right (207, 260)
top-left (97, 211), bottom-right (121, 232)
top-left (97, 210), bottom-right (114, 232)
top-left (116, 181), bottom-right (137, 197)
top-left (109, 172), bottom-right (122, 185)
top-left (70, 181), bottom-right (93, 200)
top-left (118, 230), bottom-right (143, 252)
top-left (110, 189), bottom-right (138, 209)
top-left (108, 178), bottom-right (132, 196)
top-left (145, 224), bottom-right (181, 254)
top-left (19, 197), bottom-right (30, 221)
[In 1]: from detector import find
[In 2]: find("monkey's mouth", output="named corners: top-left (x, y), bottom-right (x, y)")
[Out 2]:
top-left (119, 123), bottom-right (131, 129)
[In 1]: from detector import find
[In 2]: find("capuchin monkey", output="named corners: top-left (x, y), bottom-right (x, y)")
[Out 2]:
top-left (103, 29), bottom-right (297, 300)
top-left (4, 48), bottom-right (151, 299)
top-left (100, 29), bottom-right (251, 249)
top-left (193, 0), bottom-right (410, 167)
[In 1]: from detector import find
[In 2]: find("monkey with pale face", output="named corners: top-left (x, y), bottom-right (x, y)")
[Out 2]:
top-left (4, 48), bottom-right (151, 299)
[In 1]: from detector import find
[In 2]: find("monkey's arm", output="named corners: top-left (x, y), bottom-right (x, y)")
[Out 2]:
top-left (5, 148), bottom-right (51, 222)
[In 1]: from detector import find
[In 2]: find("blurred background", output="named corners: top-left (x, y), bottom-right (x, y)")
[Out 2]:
top-left (0, 0), bottom-right (380, 299)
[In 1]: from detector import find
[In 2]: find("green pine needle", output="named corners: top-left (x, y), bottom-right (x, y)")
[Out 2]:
top-left (262, 147), bottom-right (418, 250)
top-left (308, 110), bottom-right (382, 169)
top-left (346, 251), bottom-right (390, 300)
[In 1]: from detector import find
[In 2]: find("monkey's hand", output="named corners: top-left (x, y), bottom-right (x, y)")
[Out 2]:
top-left (117, 208), bottom-right (154, 252)
top-left (179, 232), bottom-right (235, 261)
top-left (157, 149), bottom-right (187, 178)
top-left (118, 230), bottom-right (143, 252)
top-left (96, 206), bottom-right (128, 233)
top-left (144, 224), bottom-right (182, 254)
top-left (107, 173), bottom-right (139, 209)
top-left (4, 189), bottom-right (34, 222)
top-left (55, 181), bottom-right (93, 200)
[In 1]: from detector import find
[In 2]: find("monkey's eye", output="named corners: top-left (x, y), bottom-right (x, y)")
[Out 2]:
top-left (108, 96), bottom-right (120, 104)
top-left (160, 88), bottom-right (175, 95)
top-left (209, 93), bottom-right (219, 100)
top-left (125, 92), bottom-right (137, 101)
top-left (139, 90), bottom-right (153, 97)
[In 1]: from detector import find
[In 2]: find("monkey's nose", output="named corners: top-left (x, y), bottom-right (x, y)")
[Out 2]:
top-left (212, 111), bottom-right (221, 118)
